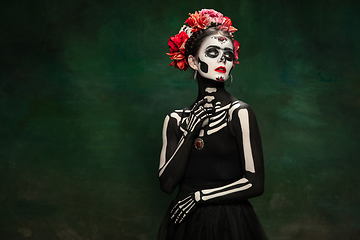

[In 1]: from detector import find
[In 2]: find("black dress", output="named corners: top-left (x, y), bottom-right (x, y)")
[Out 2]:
top-left (158, 101), bottom-right (268, 240)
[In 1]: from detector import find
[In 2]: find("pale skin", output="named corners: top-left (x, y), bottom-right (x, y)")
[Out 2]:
top-left (188, 54), bottom-right (199, 70)
top-left (188, 33), bottom-right (234, 82)
top-left (159, 33), bottom-right (265, 224)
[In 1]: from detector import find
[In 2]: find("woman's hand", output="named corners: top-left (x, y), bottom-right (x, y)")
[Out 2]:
top-left (170, 191), bottom-right (202, 224)
top-left (180, 99), bottom-right (213, 138)
top-left (158, 98), bottom-right (214, 193)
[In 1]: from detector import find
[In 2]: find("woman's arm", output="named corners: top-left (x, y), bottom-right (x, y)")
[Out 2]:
top-left (159, 100), bottom-right (212, 194)
top-left (171, 102), bottom-right (265, 223)
top-left (200, 102), bottom-right (265, 203)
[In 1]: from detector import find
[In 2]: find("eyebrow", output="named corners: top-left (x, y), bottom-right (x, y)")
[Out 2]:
top-left (206, 45), bottom-right (234, 52)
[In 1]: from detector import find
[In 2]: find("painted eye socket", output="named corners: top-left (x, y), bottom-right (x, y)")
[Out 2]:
top-left (224, 51), bottom-right (234, 61)
top-left (205, 48), bottom-right (219, 58)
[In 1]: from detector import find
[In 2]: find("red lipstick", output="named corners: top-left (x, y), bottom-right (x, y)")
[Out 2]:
top-left (215, 66), bottom-right (226, 73)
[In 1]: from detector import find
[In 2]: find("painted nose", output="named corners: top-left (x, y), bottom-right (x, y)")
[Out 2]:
top-left (218, 54), bottom-right (226, 63)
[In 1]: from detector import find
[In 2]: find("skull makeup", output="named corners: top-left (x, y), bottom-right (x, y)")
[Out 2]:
top-left (196, 34), bottom-right (234, 82)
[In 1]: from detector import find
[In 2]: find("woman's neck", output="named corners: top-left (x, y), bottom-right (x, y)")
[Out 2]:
top-left (196, 74), bottom-right (232, 104)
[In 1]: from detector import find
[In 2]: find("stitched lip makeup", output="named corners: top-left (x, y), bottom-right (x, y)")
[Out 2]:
top-left (215, 66), bottom-right (226, 73)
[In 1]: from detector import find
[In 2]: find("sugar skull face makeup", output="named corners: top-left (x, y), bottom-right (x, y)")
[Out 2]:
top-left (196, 34), bottom-right (234, 82)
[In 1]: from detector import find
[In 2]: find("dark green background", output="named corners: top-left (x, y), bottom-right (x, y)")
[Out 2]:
top-left (1, 0), bottom-right (359, 239)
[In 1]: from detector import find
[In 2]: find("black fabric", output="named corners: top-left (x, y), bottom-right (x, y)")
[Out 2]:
top-left (158, 182), bottom-right (268, 240)
top-left (158, 99), bottom-right (267, 239)
top-left (184, 122), bottom-right (242, 182)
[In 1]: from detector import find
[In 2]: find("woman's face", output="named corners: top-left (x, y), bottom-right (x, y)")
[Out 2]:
top-left (196, 33), bottom-right (234, 82)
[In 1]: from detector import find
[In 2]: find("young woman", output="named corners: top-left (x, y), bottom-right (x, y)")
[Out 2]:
top-left (158, 9), bottom-right (268, 240)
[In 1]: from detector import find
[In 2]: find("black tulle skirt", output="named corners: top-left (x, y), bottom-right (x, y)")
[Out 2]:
top-left (158, 182), bottom-right (268, 240)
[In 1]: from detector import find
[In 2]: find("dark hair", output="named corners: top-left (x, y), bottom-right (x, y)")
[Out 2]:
top-left (185, 27), bottom-right (234, 59)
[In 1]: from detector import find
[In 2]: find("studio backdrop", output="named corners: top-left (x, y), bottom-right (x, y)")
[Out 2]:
top-left (1, 0), bottom-right (359, 239)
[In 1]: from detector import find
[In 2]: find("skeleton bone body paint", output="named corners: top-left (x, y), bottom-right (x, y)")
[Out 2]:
top-left (159, 89), bottom-right (263, 224)
top-left (160, 25), bottom-right (265, 230)
top-left (196, 34), bottom-right (234, 82)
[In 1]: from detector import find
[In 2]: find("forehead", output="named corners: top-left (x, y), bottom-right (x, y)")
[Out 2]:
top-left (200, 34), bottom-right (234, 51)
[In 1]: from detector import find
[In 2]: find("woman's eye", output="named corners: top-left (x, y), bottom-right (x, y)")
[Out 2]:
top-left (205, 48), bottom-right (219, 58)
top-left (224, 51), bottom-right (234, 61)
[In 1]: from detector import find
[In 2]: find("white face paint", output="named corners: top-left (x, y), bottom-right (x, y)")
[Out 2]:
top-left (196, 34), bottom-right (234, 82)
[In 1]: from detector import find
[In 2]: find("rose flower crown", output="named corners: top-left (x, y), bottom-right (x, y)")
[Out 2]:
top-left (167, 9), bottom-right (240, 71)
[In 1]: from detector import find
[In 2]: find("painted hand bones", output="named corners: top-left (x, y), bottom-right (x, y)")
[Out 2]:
top-left (170, 177), bottom-right (253, 224)
top-left (171, 191), bottom-right (202, 224)
top-left (179, 99), bottom-right (213, 138)
top-left (159, 98), bottom-right (264, 222)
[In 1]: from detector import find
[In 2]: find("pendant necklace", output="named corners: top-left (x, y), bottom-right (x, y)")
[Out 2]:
top-left (194, 126), bottom-right (206, 150)
top-left (194, 137), bottom-right (204, 150)
top-left (193, 100), bottom-right (231, 150)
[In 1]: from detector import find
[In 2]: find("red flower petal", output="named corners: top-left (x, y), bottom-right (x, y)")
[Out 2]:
top-left (166, 31), bottom-right (190, 70)
top-left (233, 40), bottom-right (240, 66)
top-left (185, 11), bottom-right (210, 33)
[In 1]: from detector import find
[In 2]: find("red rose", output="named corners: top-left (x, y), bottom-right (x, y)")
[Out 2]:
top-left (166, 31), bottom-right (189, 70)
top-left (168, 31), bottom-right (189, 54)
